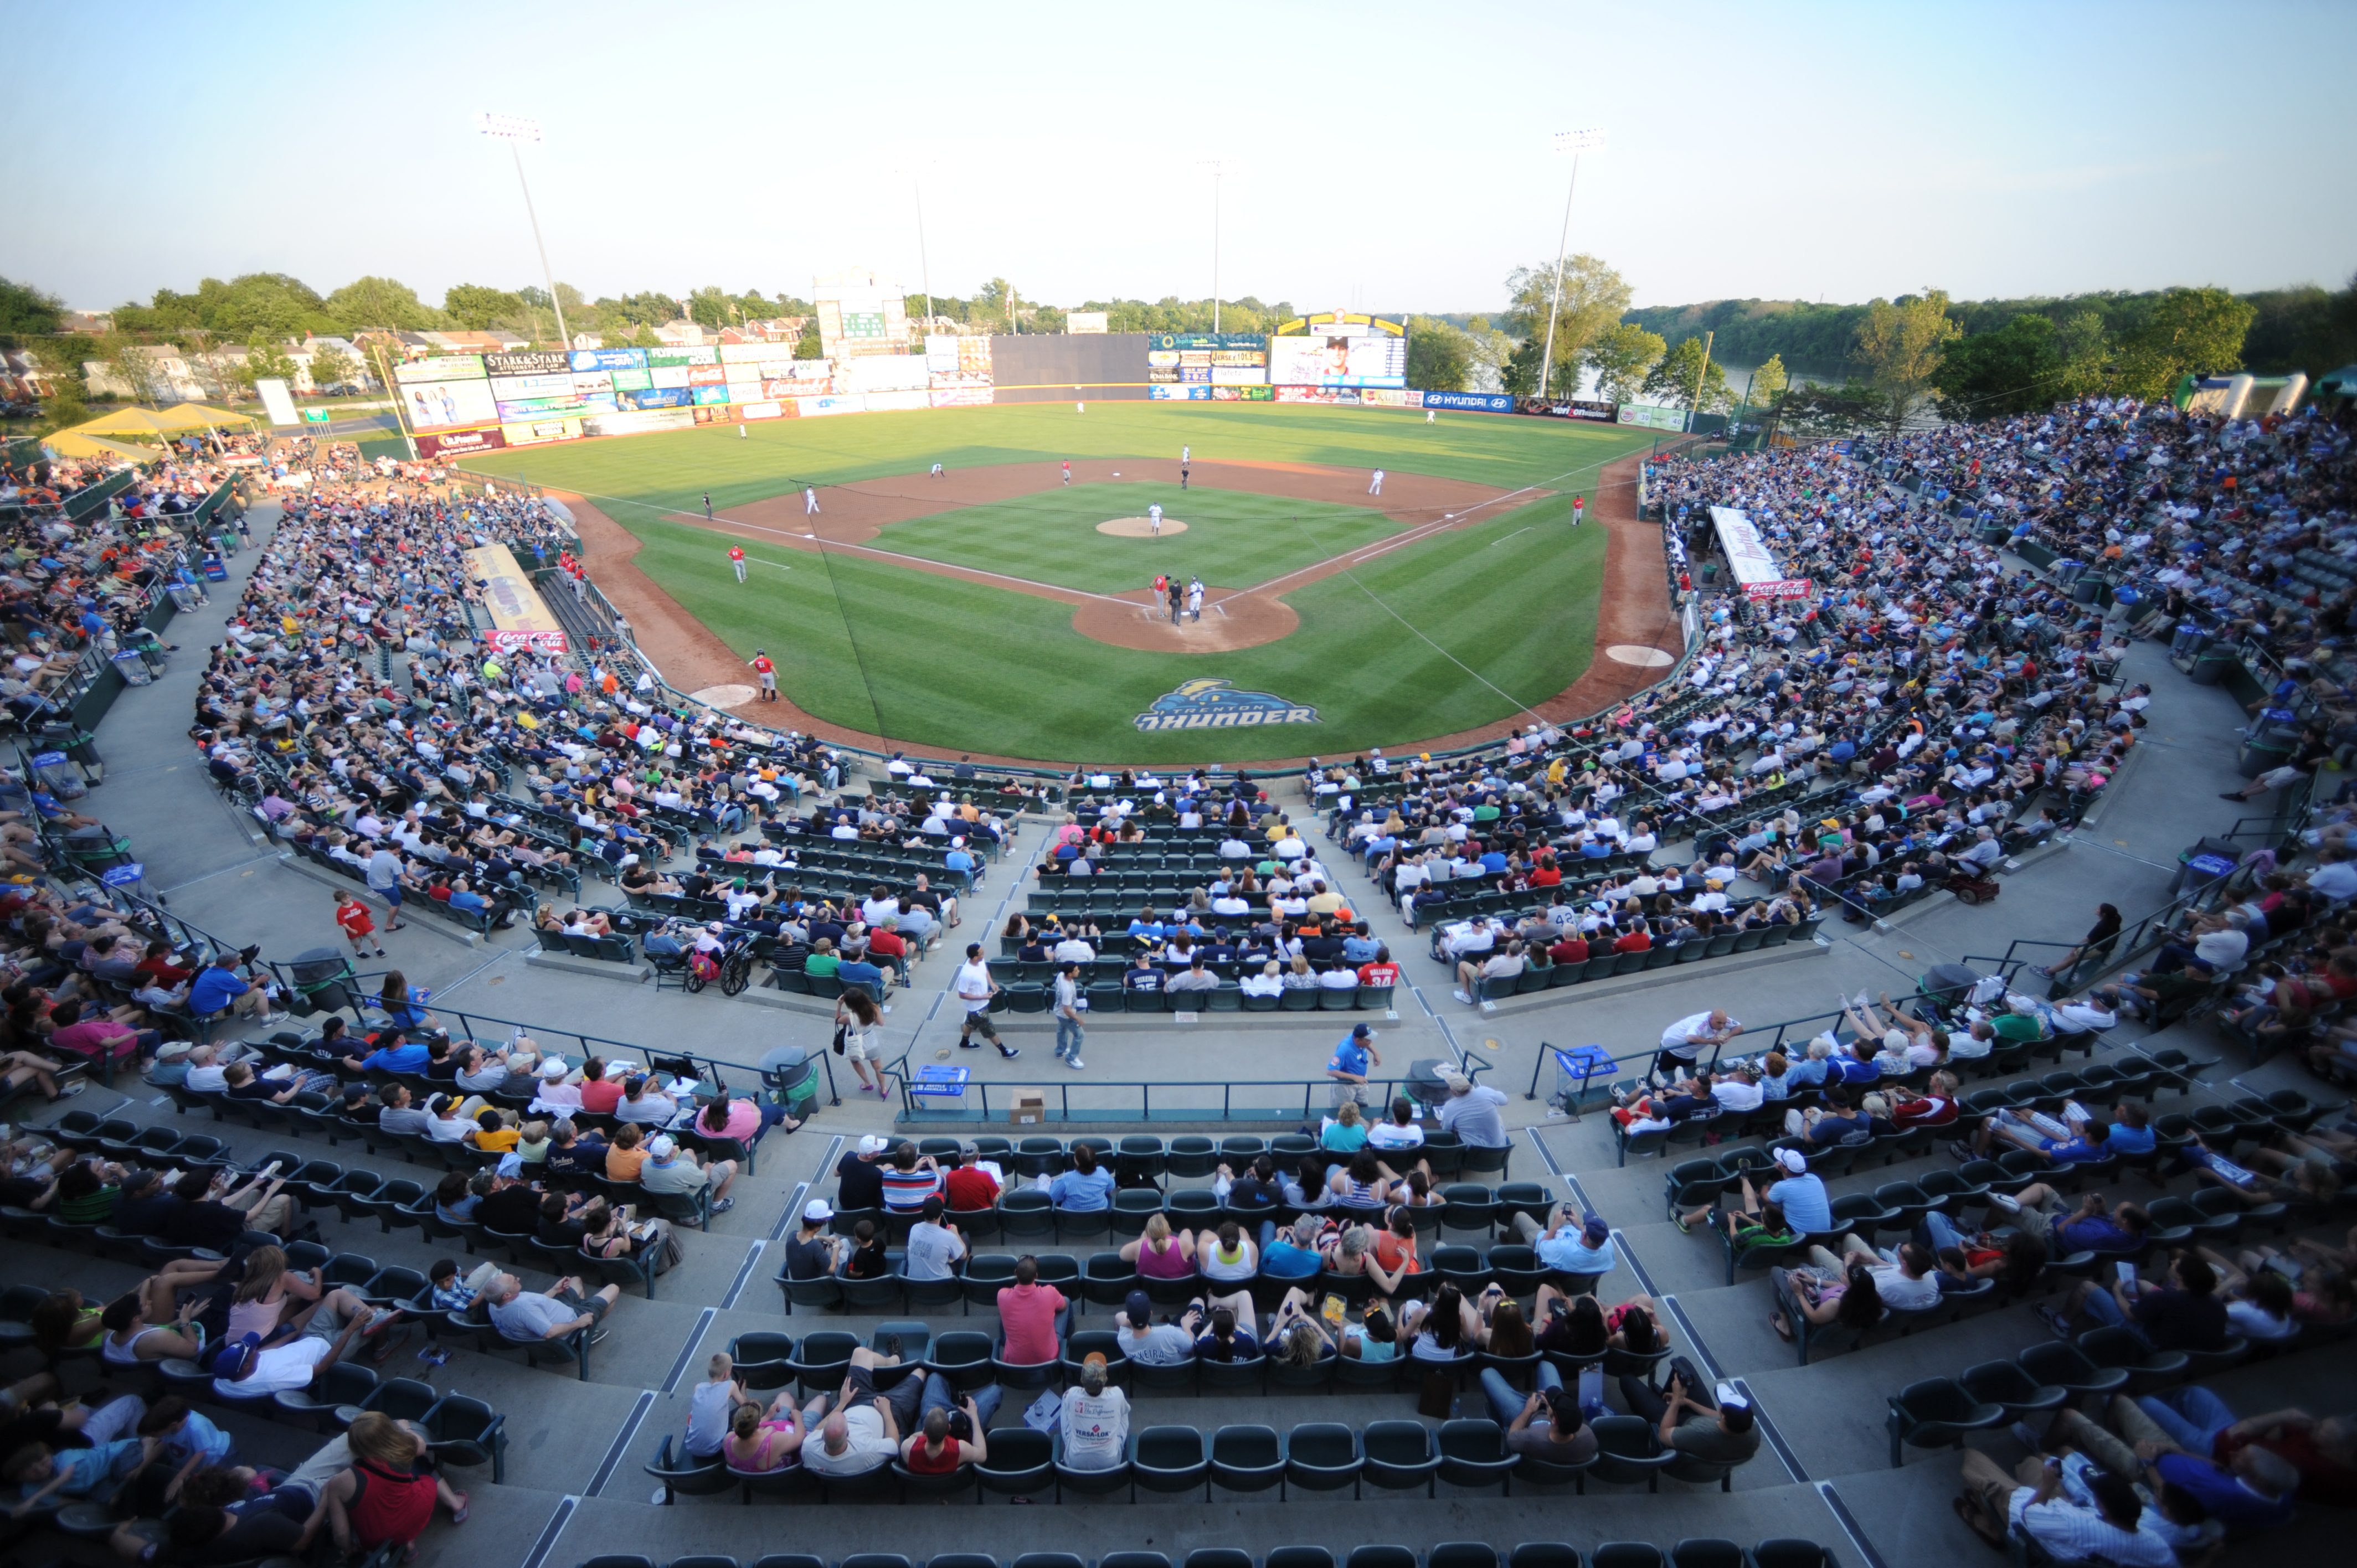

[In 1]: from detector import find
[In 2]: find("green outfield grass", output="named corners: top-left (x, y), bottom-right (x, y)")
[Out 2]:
top-left (457, 402), bottom-right (1653, 761)
top-left (458, 399), bottom-right (1648, 521)
top-left (868, 482), bottom-right (1410, 596)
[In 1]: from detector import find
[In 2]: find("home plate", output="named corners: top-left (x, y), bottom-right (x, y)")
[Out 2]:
top-left (1605, 645), bottom-right (1675, 668)
top-left (688, 683), bottom-right (758, 706)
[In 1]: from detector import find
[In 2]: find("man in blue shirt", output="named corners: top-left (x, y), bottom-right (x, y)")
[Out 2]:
top-left (1764, 1147), bottom-right (1833, 1233)
top-left (1522, 1206), bottom-right (1618, 1290)
top-left (1326, 1023), bottom-right (1379, 1108)
top-left (944, 840), bottom-right (977, 881)
top-left (342, 1029), bottom-right (430, 1075)
top-left (837, 951), bottom-right (889, 998)
top-left (1258, 1213), bottom-right (1325, 1276)
top-left (187, 953), bottom-right (281, 1027)
top-left (1122, 953), bottom-right (1164, 993)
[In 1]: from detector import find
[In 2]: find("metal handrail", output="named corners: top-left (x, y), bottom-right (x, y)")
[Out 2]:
top-left (246, 990), bottom-right (841, 1111)
top-left (891, 1045), bottom-right (1498, 1127)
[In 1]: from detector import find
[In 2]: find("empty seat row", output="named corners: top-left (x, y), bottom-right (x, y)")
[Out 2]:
top-left (589, 1545), bottom-right (1831, 1568)
top-left (646, 1412), bottom-right (1754, 1507)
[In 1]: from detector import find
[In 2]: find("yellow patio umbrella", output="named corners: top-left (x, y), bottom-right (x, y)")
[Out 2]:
top-left (60, 408), bottom-right (186, 439)
top-left (163, 402), bottom-right (256, 430)
top-left (40, 431), bottom-right (153, 462)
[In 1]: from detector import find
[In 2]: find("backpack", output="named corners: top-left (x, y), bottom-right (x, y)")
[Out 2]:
top-left (689, 948), bottom-right (722, 982)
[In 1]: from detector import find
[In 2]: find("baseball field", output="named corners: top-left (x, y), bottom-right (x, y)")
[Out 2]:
top-left (456, 400), bottom-right (1671, 765)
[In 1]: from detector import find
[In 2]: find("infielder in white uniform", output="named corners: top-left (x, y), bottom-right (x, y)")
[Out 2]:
top-left (1369, 469), bottom-right (1385, 495)
top-left (1148, 503), bottom-right (1162, 536)
top-left (804, 487), bottom-right (819, 515)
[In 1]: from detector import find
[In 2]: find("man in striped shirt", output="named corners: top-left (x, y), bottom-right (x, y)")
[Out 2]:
top-left (879, 1143), bottom-right (941, 1212)
top-left (1957, 1449), bottom-right (2173, 1565)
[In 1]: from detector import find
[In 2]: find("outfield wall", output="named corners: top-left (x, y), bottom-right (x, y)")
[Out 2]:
top-left (986, 333), bottom-right (1153, 403)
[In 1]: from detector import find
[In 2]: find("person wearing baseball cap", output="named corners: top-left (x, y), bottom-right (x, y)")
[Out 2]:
top-left (1327, 1023), bottom-right (1381, 1110)
top-left (783, 1199), bottom-right (845, 1280)
top-left (1516, 1203), bottom-right (1618, 1293)
top-left (1764, 1144), bottom-right (1831, 1233)
top-left (834, 1136), bottom-right (891, 1212)
top-left (1112, 1290), bottom-right (1195, 1365)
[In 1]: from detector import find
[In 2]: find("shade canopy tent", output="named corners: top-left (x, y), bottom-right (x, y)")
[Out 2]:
top-left (63, 406), bottom-right (224, 439)
top-left (165, 403), bottom-right (258, 430)
top-left (40, 431), bottom-right (153, 463)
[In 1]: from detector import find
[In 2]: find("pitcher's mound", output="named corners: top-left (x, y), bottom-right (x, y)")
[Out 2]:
top-left (688, 683), bottom-right (758, 707)
top-left (1097, 516), bottom-right (1188, 538)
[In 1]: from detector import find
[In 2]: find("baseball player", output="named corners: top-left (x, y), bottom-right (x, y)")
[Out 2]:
top-left (804, 487), bottom-right (819, 515)
top-left (1180, 461), bottom-right (1190, 491)
top-left (703, 492), bottom-right (713, 521)
top-left (1148, 503), bottom-right (1163, 536)
top-left (930, 462), bottom-right (945, 479)
top-left (1572, 495), bottom-right (1586, 525)
top-left (1368, 468), bottom-right (1385, 495)
top-left (729, 544), bottom-right (747, 582)
top-left (1182, 445), bottom-right (1190, 463)
top-left (1166, 578), bottom-right (1184, 625)
top-left (749, 650), bottom-right (776, 701)
top-left (1061, 461), bottom-right (1072, 486)
top-left (1186, 578), bottom-right (1203, 621)
top-left (1426, 408), bottom-right (1435, 424)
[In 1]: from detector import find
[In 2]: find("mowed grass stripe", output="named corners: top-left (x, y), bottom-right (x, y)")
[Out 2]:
top-left (640, 487), bottom-right (1607, 762)
top-left (869, 483), bottom-right (1410, 597)
top-left (460, 400), bottom-right (1653, 518)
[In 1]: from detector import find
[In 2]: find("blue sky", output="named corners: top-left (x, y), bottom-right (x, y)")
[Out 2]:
top-left (8, 0), bottom-right (2352, 318)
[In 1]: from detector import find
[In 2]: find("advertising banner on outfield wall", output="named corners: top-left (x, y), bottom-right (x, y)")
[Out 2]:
top-left (619, 386), bottom-right (694, 410)
top-left (864, 389), bottom-right (931, 412)
top-left (1275, 386), bottom-right (1359, 405)
top-left (761, 374), bottom-right (833, 400)
top-left (796, 394), bottom-right (867, 416)
top-left (929, 385), bottom-right (994, 407)
top-left (646, 347), bottom-right (721, 367)
top-left (1208, 385), bottom-right (1274, 401)
top-left (691, 385), bottom-right (734, 405)
top-left (570, 348), bottom-right (646, 373)
top-left (486, 350), bottom-right (570, 376)
top-left (394, 355), bottom-right (484, 383)
top-left (1149, 385), bottom-right (1211, 400)
top-left (500, 416), bottom-right (583, 447)
top-left (1423, 390), bottom-right (1514, 413)
top-left (414, 425), bottom-right (505, 458)
top-left (1208, 366), bottom-right (1265, 385)
top-left (584, 408), bottom-right (696, 437)
top-left (1617, 402), bottom-right (1687, 431)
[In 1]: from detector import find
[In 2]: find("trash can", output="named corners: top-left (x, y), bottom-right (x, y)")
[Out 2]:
top-left (1982, 525), bottom-right (2009, 546)
top-left (2238, 741), bottom-right (2293, 779)
top-left (2170, 623), bottom-right (2211, 659)
top-left (2071, 576), bottom-right (2102, 604)
top-left (759, 1045), bottom-right (822, 1114)
top-left (286, 947), bottom-right (356, 1017)
top-left (200, 555), bottom-right (227, 582)
top-left (62, 730), bottom-right (102, 784)
top-left (2188, 651), bottom-right (2236, 686)
top-left (29, 749), bottom-right (85, 801)
top-left (111, 649), bottom-right (153, 687)
top-left (168, 581), bottom-right (207, 613)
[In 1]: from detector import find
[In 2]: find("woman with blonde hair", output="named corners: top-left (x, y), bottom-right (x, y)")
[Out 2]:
top-left (316, 1409), bottom-right (469, 1555)
top-left (1119, 1211), bottom-right (1197, 1277)
top-left (723, 1394), bottom-right (805, 1471)
top-left (1283, 955), bottom-right (1318, 991)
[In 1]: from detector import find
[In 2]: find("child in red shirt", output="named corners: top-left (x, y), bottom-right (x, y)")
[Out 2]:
top-left (334, 892), bottom-right (387, 958)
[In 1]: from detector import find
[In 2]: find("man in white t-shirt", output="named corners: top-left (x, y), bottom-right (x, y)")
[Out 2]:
top-left (1366, 1097), bottom-right (1427, 1152)
top-left (211, 1307), bottom-right (373, 1398)
top-left (1657, 1008), bottom-right (1743, 1080)
top-left (954, 942), bottom-right (1019, 1059)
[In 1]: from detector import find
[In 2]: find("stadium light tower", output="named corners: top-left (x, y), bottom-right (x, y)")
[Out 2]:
top-left (1197, 159), bottom-right (1241, 333)
top-left (1537, 127), bottom-right (1605, 401)
top-left (478, 112), bottom-right (570, 349)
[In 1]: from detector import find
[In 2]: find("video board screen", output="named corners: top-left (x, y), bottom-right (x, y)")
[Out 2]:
top-left (1267, 333), bottom-right (1407, 388)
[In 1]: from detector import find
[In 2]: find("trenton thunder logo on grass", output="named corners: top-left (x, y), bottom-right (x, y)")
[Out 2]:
top-left (1133, 679), bottom-right (1320, 732)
